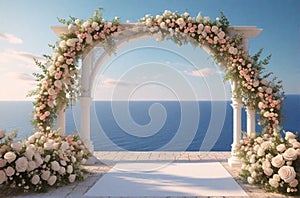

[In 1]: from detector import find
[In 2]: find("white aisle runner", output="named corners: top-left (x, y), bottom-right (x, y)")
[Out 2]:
top-left (85, 162), bottom-right (248, 197)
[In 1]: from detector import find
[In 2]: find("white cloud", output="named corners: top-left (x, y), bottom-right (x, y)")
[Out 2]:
top-left (0, 49), bottom-right (45, 66)
top-left (0, 33), bottom-right (23, 44)
top-left (0, 49), bottom-right (45, 71)
top-left (186, 68), bottom-right (222, 77)
top-left (100, 77), bottom-right (137, 87)
top-left (0, 72), bottom-right (36, 101)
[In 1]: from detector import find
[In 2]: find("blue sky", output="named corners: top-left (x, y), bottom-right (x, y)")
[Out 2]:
top-left (0, 0), bottom-right (299, 100)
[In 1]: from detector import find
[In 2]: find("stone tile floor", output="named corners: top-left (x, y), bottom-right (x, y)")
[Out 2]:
top-left (2, 152), bottom-right (288, 198)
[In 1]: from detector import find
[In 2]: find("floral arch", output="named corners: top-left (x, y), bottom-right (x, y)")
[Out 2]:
top-left (28, 10), bottom-right (299, 194)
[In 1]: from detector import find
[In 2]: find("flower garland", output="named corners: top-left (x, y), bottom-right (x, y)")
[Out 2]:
top-left (30, 10), bottom-right (283, 135)
top-left (30, 10), bottom-right (120, 132)
top-left (28, 9), bottom-right (299, 195)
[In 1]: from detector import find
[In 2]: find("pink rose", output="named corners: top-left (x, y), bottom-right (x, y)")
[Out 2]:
top-left (4, 151), bottom-right (16, 163)
top-left (5, 166), bottom-right (15, 177)
top-left (0, 158), bottom-right (7, 168)
top-left (31, 175), bottom-right (40, 185)
top-left (47, 175), bottom-right (57, 186)
top-left (0, 170), bottom-right (7, 184)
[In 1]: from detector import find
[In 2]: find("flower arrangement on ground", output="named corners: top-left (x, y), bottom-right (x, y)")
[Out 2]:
top-left (0, 129), bottom-right (90, 192)
top-left (237, 131), bottom-right (300, 195)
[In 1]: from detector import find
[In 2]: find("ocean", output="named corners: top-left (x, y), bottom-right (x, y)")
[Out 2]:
top-left (0, 95), bottom-right (299, 151)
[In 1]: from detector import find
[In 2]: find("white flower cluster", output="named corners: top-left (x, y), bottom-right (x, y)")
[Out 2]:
top-left (0, 130), bottom-right (90, 192)
top-left (238, 131), bottom-right (300, 194)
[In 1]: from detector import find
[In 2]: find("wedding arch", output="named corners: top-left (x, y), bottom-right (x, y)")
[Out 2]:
top-left (32, 10), bottom-right (284, 167)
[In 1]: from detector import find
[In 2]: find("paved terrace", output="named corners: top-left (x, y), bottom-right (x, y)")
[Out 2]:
top-left (6, 152), bottom-right (286, 198)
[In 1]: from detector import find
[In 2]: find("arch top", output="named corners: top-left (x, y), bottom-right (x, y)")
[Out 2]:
top-left (51, 24), bottom-right (262, 39)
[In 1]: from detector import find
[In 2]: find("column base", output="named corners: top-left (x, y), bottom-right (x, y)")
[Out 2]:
top-left (228, 156), bottom-right (241, 167)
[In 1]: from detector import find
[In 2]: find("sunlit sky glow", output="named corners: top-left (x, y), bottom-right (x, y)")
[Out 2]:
top-left (0, 0), bottom-right (299, 101)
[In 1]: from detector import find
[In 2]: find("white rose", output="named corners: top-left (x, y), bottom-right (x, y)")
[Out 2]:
top-left (261, 141), bottom-right (271, 150)
top-left (269, 178), bottom-right (279, 188)
top-left (59, 40), bottom-right (67, 49)
top-left (44, 155), bottom-right (51, 163)
top-left (82, 21), bottom-right (90, 29)
top-left (0, 158), bottom-right (7, 168)
top-left (67, 24), bottom-right (77, 33)
top-left (285, 132), bottom-right (296, 140)
top-left (60, 141), bottom-right (69, 151)
top-left (289, 179), bottom-right (299, 188)
top-left (75, 19), bottom-right (81, 26)
top-left (54, 80), bottom-right (62, 90)
top-left (257, 147), bottom-right (265, 157)
top-left (278, 166), bottom-right (296, 183)
top-left (85, 34), bottom-right (93, 44)
top-left (57, 55), bottom-right (64, 62)
top-left (263, 167), bottom-right (273, 176)
top-left (159, 22), bottom-right (166, 29)
top-left (91, 21), bottom-right (99, 29)
top-left (292, 141), bottom-right (300, 149)
top-left (163, 10), bottom-right (171, 16)
top-left (25, 147), bottom-right (34, 161)
top-left (262, 160), bottom-right (271, 169)
top-left (276, 144), bottom-right (286, 153)
top-left (71, 156), bottom-right (76, 163)
top-left (51, 161), bottom-right (60, 172)
top-left (15, 157), bottom-right (28, 172)
top-left (27, 161), bottom-right (36, 172)
top-left (183, 12), bottom-right (189, 18)
top-left (47, 175), bottom-right (57, 186)
top-left (247, 177), bottom-right (254, 184)
top-left (44, 142), bottom-right (54, 150)
top-left (211, 25), bottom-right (218, 33)
top-left (68, 174), bottom-right (76, 183)
top-left (265, 87), bottom-right (273, 94)
top-left (11, 142), bottom-right (23, 152)
top-left (35, 155), bottom-right (43, 167)
top-left (273, 174), bottom-right (281, 181)
top-left (48, 65), bottom-right (55, 76)
top-left (59, 167), bottom-right (66, 175)
top-left (41, 170), bottom-right (50, 181)
top-left (5, 166), bottom-right (15, 177)
top-left (31, 174), bottom-right (40, 185)
top-left (283, 148), bottom-right (297, 161)
top-left (0, 170), bottom-right (7, 184)
top-left (4, 151), bottom-right (17, 163)
top-left (67, 165), bottom-right (73, 174)
top-left (145, 18), bottom-right (152, 27)
top-left (271, 154), bottom-right (285, 168)
top-left (0, 130), bottom-right (5, 139)
top-left (53, 143), bottom-right (59, 150)
top-left (263, 111), bottom-right (270, 118)
top-left (66, 39), bottom-right (76, 47)
top-left (256, 137), bottom-right (263, 144)
top-left (60, 160), bottom-right (67, 166)
top-left (251, 171), bottom-right (257, 178)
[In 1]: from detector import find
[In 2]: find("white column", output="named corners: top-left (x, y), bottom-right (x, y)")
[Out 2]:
top-left (57, 108), bottom-right (66, 135)
top-left (228, 80), bottom-right (243, 167)
top-left (79, 96), bottom-right (94, 153)
top-left (246, 106), bottom-right (256, 137)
